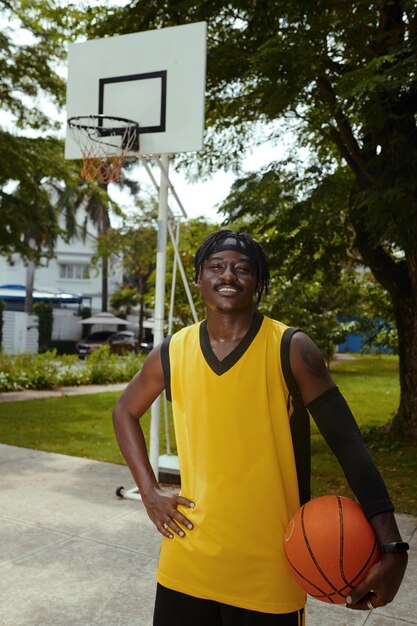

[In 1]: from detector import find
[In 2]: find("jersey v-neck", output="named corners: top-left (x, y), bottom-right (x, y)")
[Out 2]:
top-left (199, 311), bottom-right (264, 376)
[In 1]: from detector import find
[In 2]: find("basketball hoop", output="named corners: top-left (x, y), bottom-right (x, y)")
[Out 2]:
top-left (67, 115), bottom-right (140, 184)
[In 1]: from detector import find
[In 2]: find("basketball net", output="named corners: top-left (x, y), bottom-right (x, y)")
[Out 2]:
top-left (68, 115), bottom-right (140, 184)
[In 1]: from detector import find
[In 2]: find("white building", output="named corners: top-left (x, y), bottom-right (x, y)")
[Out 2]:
top-left (0, 216), bottom-right (123, 351)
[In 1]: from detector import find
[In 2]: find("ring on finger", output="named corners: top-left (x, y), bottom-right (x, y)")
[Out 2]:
top-left (367, 599), bottom-right (374, 611)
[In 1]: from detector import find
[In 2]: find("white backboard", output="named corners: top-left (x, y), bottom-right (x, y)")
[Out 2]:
top-left (65, 22), bottom-right (207, 158)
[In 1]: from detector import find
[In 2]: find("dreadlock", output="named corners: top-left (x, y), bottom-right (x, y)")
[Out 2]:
top-left (193, 230), bottom-right (270, 304)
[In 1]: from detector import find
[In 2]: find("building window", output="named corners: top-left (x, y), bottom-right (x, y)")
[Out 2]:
top-left (59, 263), bottom-right (91, 280)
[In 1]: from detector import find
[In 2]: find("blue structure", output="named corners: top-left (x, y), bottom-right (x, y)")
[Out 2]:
top-left (337, 316), bottom-right (394, 354)
top-left (338, 333), bottom-right (364, 353)
top-left (0, 284), bottom-right (83, 311)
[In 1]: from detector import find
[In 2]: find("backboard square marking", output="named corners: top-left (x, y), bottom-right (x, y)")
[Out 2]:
top-left (99, 71), bottom-right (167, 134)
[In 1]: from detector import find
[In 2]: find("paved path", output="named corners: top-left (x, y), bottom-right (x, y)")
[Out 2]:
top-left (0, 384), bottom-right (416, 625)
top-left (0, 382), bottom-right (127, 403)
top-left (0, 444), bottom-right (415, 626)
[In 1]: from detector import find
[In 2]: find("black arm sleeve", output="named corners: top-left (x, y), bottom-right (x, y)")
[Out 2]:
top-left (307, 386), bottom-right (394, 519)
top-left (160, 335), bottom-right (172, 401)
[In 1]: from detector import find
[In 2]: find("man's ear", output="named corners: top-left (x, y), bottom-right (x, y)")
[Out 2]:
top-left (196, 268), bottom-right (202, 287)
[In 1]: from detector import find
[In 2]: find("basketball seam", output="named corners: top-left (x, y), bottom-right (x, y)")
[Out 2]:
top-left (300, 503), bottom-right (339, 602)
top-left (338, 496), bottom-right (354, 597)
top-left (348, 537), bottom-right (380, 587)
top-left (285, 557), bottom-right (331, 598)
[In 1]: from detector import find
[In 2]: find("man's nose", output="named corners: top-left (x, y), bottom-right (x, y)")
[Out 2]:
top-left (221, 264), bottom-right (237, 280)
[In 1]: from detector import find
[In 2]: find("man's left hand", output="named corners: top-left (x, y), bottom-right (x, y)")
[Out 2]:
top-left (346, 552), bottom-right (408, 610)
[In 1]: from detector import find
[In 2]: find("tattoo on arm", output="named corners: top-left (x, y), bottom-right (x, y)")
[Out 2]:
top-left (300, 343), bottom-right (329, 380)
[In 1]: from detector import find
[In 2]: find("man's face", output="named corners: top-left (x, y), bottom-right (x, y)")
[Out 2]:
top-left (197, 249), bottom-right (259, 314)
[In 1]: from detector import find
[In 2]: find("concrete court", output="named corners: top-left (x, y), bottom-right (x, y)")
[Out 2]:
top-left (0, 386), bottom-right (416, 625)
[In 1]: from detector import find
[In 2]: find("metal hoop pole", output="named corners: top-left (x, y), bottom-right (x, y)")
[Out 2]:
top-left (163, 218), bottom-right (180, 457)
top-left (168, 219), bottom-right (180, 335)
top-left (149, 155), bottom-right (170, 477)
top-left (166, 219), bottom-right (198, 323)
top-left (141, 158), bottom-right (176, 221)
top-left (141, 157), bottom-right (198, 323)
top-left (154, 155), bottom-right (187, 219)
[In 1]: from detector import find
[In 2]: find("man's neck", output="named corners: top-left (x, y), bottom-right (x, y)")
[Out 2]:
top-left (205, 306), bottom-right (257, 344)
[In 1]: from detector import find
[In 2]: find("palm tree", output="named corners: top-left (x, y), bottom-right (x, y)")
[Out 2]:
top-left (81, 183), bottom-right (112, 311)
top-left (81, 169), bottom-right (142, 311)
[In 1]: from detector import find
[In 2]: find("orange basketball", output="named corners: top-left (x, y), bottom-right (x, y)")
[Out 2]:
top-left (284, 495), bottom-right (381, 604)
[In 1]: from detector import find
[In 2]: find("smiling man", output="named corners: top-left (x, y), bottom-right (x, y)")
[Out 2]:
top-left (113, 230), bottom-right (407, 626)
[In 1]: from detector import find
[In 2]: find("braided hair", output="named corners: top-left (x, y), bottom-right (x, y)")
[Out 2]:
top-left (193, 230), bottom-right (270, 304)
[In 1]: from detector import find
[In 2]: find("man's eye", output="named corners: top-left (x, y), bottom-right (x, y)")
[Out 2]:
top-left (236, 266), bottom-right (250, 273)
top-left (209, 264), bottom-right (223, 270)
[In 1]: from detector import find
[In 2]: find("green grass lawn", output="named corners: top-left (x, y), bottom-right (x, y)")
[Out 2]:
top-left (312, 354), bottom-right (416, 515)
top-left (0, 392), bottom-right (125, 463)
top-left (0, 354), bottom-right (415, 514)
top-left (0, 391), bottom-right (176, 465)
top-left (330, 354), bottom-right (400, 427)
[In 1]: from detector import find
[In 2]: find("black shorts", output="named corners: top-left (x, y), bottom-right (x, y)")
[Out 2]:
top-left (153, 584), bottom-right (305, 626)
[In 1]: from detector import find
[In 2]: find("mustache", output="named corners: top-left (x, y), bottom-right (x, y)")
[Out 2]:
top-left (214, 281), bottom-right (243, 292)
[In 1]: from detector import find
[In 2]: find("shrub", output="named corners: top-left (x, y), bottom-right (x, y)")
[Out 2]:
top-left (0, 349), bottom-right (144, 392)
top-left (85, 345), bottom-right (142, 385)
top-left (33, 302), bottom-right (53, 352)
top-left (54, 353), bottom-right (90, 387)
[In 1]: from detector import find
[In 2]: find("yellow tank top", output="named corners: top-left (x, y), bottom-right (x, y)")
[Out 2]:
top-left (157, 313), bottom-right (306, 613)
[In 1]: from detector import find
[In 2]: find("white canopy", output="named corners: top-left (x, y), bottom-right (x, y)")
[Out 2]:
top-left (79, 312), bottom-right (129, 325)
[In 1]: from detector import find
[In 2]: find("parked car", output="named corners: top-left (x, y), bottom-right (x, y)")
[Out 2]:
top-left (139, 340), bottom-right (154, 353)
top-left (76, 330), bottom-right (139, 357)
top-left (109, 331), bottom-right (139, 354)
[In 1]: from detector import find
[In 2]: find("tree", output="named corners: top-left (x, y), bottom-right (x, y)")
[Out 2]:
top-left (81, 184), bottom-right (114, 312)
top-left (110, 286), bottom-right (139, 318)
top-left (0, 1), bottom-right (90, 259)
top-left (165, 217), bottom-right (218, 329)
top-left (99, 205), bottom-right (158, 342)
top-left (94, 1), bottom-right (417, 437)
top-left (101, 211), bottom-right (217, 339)
top-left (0, 1), bottom-right (124, 266)
top-left (0, 135), bottom-right (82, 261)
top-left (219, 168), bottom-right (382, 362)
top-left (33, 301), bottom-right (53, 353)
top-left (262, 273), bottom-right (362, 367)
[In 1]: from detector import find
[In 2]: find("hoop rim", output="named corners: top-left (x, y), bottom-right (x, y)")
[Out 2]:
top-left (67, 114), bottom-right (140, 131)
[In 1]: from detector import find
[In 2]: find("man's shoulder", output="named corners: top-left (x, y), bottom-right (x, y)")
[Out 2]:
top-left (262, 315), bottom-right (290, 335)
top-left (170, 321), bottom-right (202, 342)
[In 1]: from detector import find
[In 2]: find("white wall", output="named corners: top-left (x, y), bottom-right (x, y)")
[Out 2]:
top-left (0, 217), bottom-right (123, 313)
top-left (0, 310), bottom-right (83, 353)
top-left (0, 208), bottom-right (125, 352)
top-left (2, 312), bottom-right (39, 355)
top-left (52, 309), bottom-right (83, 341)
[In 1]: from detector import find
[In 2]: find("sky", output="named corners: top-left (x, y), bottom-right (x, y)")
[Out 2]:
top-left (109, 166), bottom-right (235, 224)
top-left (108, 138), bottom-right (290, 226)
